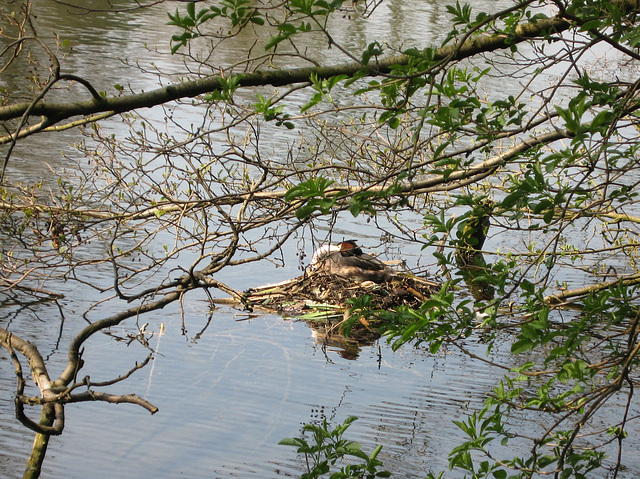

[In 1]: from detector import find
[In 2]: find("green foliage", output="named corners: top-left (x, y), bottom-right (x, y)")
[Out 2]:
top-left (353, 47), bottom-right (438, 128)
top-left (448, 405), bottom-right (511, 478)
top-left (120, 0), bottom-right (640, 476)
top-left (442, 1), bottom-right (494, 46)
top-left (285, 177), bottom-right (345, 219)
top-left (168, 0), bottom-right (263, 53)
top-left (265, 0), bottom-right (344, 50)
top-left (347, 182), bottom-right (404, 217)
top-left (381, 281), bottom-right (475, 354)
top-left (360, 42), bottom-right (384, 66)
top-left (10, 0), bottom-right (640, 478)
top-left (203, 75), bottom-right (242, 103)
top-left (455, 198), bottom-right (493, 252)
top-left (342, 295), bottom-right (374, 337)
top-left (253, 93), bottom-right (295, 128)
top-left (500, 159), bottom-right (565, 225)
top-left (280, 416), bottom-right (390, 478)
top-left (301, 73), bottom-right (349, 113)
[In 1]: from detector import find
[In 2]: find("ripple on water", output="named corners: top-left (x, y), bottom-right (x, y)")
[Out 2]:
top-left (9, 309), bottom-right (507, 479)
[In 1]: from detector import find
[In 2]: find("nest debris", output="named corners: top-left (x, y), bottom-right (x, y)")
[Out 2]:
top-left (243, 271), bottom-right (439, 318)
top-left (209, 270), bottom-right (440, 353)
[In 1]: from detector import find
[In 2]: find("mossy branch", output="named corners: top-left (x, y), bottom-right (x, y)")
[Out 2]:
top-left (0, 16), bottom-right (570, 131)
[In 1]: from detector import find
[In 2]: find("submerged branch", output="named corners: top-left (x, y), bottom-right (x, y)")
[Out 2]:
top-left (57, 272), bottom-right (242, 385)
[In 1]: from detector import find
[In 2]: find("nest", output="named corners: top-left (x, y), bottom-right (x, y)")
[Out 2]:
top-left (242, 271), bottom-right (439, 342)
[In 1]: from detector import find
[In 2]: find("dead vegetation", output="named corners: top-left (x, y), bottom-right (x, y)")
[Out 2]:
top-left (229, 271), bottom-right (440, 346)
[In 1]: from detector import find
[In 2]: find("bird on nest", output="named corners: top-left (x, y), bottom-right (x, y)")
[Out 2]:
top-left (309, 239), bottom-right (395, 283)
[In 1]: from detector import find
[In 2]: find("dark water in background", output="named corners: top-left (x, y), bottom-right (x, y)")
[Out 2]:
top-left (1, 1), bottom-right (638, 478)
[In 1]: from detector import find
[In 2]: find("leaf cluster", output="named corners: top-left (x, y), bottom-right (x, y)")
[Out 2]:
top-left (279, 416), bottom-right (390, 479)
top-left (168, 0), bottom-right (264, 53)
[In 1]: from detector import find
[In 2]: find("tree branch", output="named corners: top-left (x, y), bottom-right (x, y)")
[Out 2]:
top-left (0, 16), bottom-right (571, 127)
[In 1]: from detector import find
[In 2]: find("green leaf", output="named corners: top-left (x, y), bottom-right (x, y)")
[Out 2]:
top-left (493, 469), bottom-right (507, 479)
top-left (295, 203), bottom-right (317, 219)
top-left (265, 34), bottom-right (289, 50)
top-left (278, 437), bottom-right (305, 447)
top-left (511, 338), bottom-right (535, 354)
top-left (387, 116), bottom-right (400, 128)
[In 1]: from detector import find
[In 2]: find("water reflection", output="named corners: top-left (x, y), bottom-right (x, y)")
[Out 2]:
top-left (26, 306), bottom-right (499, 478)
top-left (1, 281), bottom-right (512, 479)
top-left (308, 322), bottom-right (380, 360)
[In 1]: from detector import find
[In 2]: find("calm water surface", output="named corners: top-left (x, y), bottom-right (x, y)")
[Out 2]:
top-left (1, 1), bottom-right (638, 478)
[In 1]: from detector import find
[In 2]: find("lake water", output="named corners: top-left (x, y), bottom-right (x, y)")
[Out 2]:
top-left (1, 1), bottom-right (639, 478)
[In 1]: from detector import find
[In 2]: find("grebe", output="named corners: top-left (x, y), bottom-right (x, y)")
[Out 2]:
top-left (309, 240), bottom-right (395, 283)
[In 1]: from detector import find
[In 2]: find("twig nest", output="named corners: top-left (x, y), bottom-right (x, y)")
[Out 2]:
top-left (245, 270), bottom-right (439, 313)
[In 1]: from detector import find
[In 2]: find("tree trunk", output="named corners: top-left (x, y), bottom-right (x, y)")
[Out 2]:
top-left (23, 405), bottom-right (54, 479)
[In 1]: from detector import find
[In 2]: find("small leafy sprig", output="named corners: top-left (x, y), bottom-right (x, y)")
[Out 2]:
top-left (279, 416), bottom-right (390, 479)
top-left (285, 177), bottom-right (344, 219)
top-left (168, 0), bottom-right (264, 53)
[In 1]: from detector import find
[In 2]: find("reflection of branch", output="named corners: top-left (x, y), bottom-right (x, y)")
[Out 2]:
top-left (69, 355), bottom-right (153, 391)
top-left (0, 314), bottom-right (160, 441)
top-left (0, 269), bottom-right (243, 430)
top-left (0, 278), bottom-right (64, 299)
top-left (58, 290), bottom-right (182, 385)
top-left (1, 76), bottom-right (56, 181)
top-left (59, 272), bottom-right (244, 385)
top-left (0, 266), bottom-right (239, 440)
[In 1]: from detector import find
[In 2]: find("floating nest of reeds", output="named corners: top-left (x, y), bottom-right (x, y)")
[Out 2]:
top-left (245, 271), bottom-right (437, 312)
top-left (238, 270), bottom-right (439, 349)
